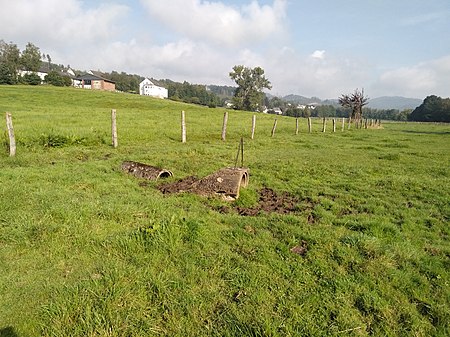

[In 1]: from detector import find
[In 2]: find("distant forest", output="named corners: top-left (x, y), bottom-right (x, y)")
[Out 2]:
top-left (265, 98), bottom-right (414, 121)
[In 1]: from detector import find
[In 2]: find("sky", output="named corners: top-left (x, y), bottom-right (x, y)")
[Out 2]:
top-left (1, 0), bottom-right (449, 99)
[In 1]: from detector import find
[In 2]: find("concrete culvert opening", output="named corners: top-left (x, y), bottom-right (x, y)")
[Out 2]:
top-left (121, 161), bottom-right (173, 181)
top-left (240, 170), bottom-right (249, 188)
top-left (158, 171), bottom-right (173, 179)
top-left (158, 167), bottom-right (249, 201)
top-left (191, 167), bottom-right (249, 200)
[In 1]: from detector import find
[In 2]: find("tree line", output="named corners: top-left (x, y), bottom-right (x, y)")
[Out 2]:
top-left (0, 40), bottom-right (72, 86)
top-left (408, 95), bottom-right (450, 122)
top-left (1, 40), bottom-right (41, 84)
top-left (158, 79), bottom-right (224, 107)
top-left (265, 97), bottom-right (413, 121)
top-left (274, 101), bottom-right (450, 122)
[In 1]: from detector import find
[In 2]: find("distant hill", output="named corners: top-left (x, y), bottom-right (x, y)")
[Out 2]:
top-left (367, 96), bottom-right (422, 110)
top-left (207, 85), bottom-right (236, 99)
top-left (283, 94), bottom-right (322, 105)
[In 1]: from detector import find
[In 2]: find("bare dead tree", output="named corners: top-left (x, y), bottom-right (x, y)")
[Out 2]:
top-left (339, 89), bottom-right (369, 126)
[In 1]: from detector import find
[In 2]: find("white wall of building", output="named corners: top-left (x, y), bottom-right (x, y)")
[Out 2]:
top-left (139, 78), bottom-right (168, 99)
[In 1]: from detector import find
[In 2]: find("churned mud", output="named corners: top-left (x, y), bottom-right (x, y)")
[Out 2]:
top-left (235, 187), bottom-right (299, 216)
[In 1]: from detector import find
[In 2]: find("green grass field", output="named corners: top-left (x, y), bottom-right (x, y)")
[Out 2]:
top-left (1, 85), bottom-right (449, 336)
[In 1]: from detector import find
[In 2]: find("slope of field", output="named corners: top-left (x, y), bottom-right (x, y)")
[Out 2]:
top-left (0, 86), bottom-right (449, 336)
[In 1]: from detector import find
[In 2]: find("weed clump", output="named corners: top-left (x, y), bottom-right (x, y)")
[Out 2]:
top-left (38, 132), bottom-right (106, 147)
top-left (39, 133), bottom-right (85, 147)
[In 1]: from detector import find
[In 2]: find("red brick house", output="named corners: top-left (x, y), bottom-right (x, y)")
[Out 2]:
top-left (74, 73), bottom-right (115, 91)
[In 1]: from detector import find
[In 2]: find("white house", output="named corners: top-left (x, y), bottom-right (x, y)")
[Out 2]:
top-left (19, 66), bottom-right (78, 85)
top-left (273, 107), bottom-right (283, 115)
top-left (18, 65), bottom-right (49, 82)
top-left (139, 78), bottom-right (168, 99)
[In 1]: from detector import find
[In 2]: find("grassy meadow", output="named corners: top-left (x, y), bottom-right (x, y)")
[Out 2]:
top-left (0, 85), bottom-right (449, 336)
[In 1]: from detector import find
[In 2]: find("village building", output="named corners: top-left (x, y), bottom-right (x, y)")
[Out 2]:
top-left (139, 78), bottom-right (168, 99)
top-left (18, 65), bottom-right (78, 85)
top-left (272, 107), bottom-right (283, 115)
top-left (18, 65), bottom-right (49, 82)
top-left (74, 72), bottom-right (115, 91)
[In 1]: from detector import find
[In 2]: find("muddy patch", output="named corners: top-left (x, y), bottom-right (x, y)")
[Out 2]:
top-left (290, 240), bottom-right (308, 256)
top-left (158, 176), bottom-right (200, 194)
top-left (215, 187), bottom-right (300, 216)
top-left (236, 188), bottom-right (298, 216)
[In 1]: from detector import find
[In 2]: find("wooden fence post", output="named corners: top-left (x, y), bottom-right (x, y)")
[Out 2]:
top-left (6, 112), bottom-right (16, 156)
top-left (221, 111), bottom-right (228, 141)
top-left (322, 117), bottom-right (327, 133)
top-left (341, 117), bottom-right (345, 131)
top-left (333, 118), bottom-right (336, 133)
top-left (348, 117), bottom-right (352, 130)
top-left (111, 109), bottom-right (118, 148)
top-left (181, 110), bottom-right (186, 143)
top-left (295, 118), bottom-right (299, 135)
top-left (308, 117), bottom-right (312, 133)
top-left (251, 114), bottom-right (256, 140)
top-left (271, 119), bottom-right (278, 137)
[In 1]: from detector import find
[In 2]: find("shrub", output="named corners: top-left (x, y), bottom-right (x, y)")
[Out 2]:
top-left (21, 73), bottom-right (42, 85)
top-left (39, 133), bottom-right (85, 147)
top-left (45, 71), bottom-right (72, 87)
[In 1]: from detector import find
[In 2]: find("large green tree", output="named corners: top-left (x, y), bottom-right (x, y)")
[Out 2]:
top-left (0, 40), bottom-right (20, 84)
top-left (229, 65), bottom-right (271, 111)
top-left (409, 95), bottom-right (450, 122)
top-left (20, 42), bottom-right (41, 72)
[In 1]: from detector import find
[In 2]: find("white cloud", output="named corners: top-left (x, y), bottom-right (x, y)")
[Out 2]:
top-left (373, 55), bottom-right (450, 98)
top-left (258, 48), bottom-right (371, 98)
top-left (0, 0), bottom-right (130, 73)
top-left (83, 39), bottom-right (233, 85)
top-left (310, 50), bottom-right (325, 60)
top-left (140, 0), bottom-right (287, 46)
top-left (0, 0), bottom-right (128, 47)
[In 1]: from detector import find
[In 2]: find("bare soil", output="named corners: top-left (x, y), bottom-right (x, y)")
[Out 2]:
top-left (236, 187), bottom-right (299, 216)
top-left (158, 180), bottom-right (303, 217)
top-left (209, 187), bottom-right (300, 216)
top-left (157, 176), bottom-right (199, 194)
top-left (290, 240), bottom-right (308, 256)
